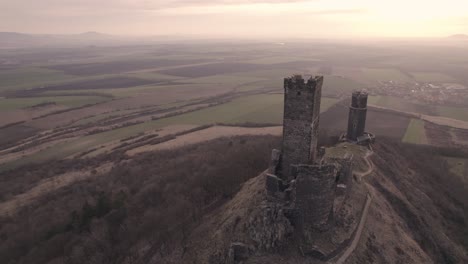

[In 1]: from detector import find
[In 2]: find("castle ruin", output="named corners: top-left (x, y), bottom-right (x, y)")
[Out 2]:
top-left (268, 75), bottom-right (354, 233)
top-left (263, 75), bottom-right (372, 260)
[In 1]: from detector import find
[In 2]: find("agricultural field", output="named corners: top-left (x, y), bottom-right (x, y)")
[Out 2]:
top-left (319, 103), bottom-right (412, 140)
top-left (402, 119), bottom-right (428, 144)
top-left (359, 68), bottom-right (413, 83)
top-left (321, 75), bottom-right (363, 96)
top-left (1, 40), bottom-right (468, 171)
top-left (0, 95), bottom-right (108, 111)
top-left (0, 67), bottom-right (77, 91)
top-left (436, 106), bottom-right (468, 122)
top-left (411, 72), bottom-right (456, 83)
top-left (241, 56), bottom-right (320, 65)
top-left (2, 37), bottom-right (468, 264)
top-left (140, 94), bottom-right (337, 126)
top-left (368, 96), bottom-right (433, 114)
top-left (46, 58), bottom-right (210, 76)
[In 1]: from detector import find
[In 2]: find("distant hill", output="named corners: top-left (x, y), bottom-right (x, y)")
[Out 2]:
top-left (0, 32), bottom-right (121, 48)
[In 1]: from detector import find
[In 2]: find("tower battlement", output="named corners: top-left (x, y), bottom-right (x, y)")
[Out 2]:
top-left (284, 75), bottom-right (323, 92)
top-left (351, 91), bottom-right (368, 109)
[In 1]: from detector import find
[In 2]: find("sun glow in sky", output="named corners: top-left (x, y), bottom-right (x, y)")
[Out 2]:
top-left (0, 0), bottom-right (467, 38)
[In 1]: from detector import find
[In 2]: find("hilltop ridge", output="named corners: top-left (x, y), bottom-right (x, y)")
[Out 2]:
top-left (152, 138), bottom-right (467, 263)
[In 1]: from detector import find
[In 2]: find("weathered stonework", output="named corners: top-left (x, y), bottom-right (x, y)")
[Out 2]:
top-left (295, 164), bottom-right (338, 232)
top-left (347, 91), bottom-right (368, 141)
top-left (265, 173), bottom-right (280, 195)
top-left (332, 153), bottom-right (354, 196)
top-left (280, 75), bottom-right (323, 180)
top-left (268, 149), bottom-right (281, 175)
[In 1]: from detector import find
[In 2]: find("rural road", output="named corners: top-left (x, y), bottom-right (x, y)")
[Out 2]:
top-left (355, 150), bottom-right (374, 181)
top-left (330, 148), bottom-right (375, 264)
top-left (331, 194), bottom-right (373, 264)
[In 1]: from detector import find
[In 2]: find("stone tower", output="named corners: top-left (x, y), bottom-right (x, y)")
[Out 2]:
top-left (280, 75), bottom-right (323, 180)
top-left (346, 91), bottom-right (368, 141)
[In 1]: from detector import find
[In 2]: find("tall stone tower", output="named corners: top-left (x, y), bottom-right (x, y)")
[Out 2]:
top-left (346, 91), bottom-right (368, 141)
top-left (280, 75), bottom-right (323, 180)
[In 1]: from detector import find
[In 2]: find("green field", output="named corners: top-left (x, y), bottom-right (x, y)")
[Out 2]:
top-left (436, 106), bottom-right (468, 122)
top-left (368, 96), bottom-right (468, 122)
top-left (402, 119), bottom-right (428, 144)
top-left (0, 96), bottom-right (109, 111)
top-left (0, 68), bottom-right (77, 91)
top-left (411, 72), bottom-right (455, 83)
top-left (1, 94), bottom-right (339, 169)
top-left (368, 96), bottom-right (432, 114)
top-left (145, 94), bottom-right (337, 126)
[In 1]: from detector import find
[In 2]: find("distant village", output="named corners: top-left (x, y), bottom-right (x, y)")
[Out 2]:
top-left (370, 80), bottom-right (468, 106)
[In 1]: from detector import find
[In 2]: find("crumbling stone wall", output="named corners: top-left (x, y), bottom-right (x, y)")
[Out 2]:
top-left (331, 154), bottom-right (354, 196)
top-left (295, 164), bottom-right (338, 231)
top-left (347, 91), bottom-right (368, 141)
top-left (280, 75), bottom-right (323, 180)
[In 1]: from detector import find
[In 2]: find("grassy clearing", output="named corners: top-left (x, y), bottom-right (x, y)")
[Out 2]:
top-left (436, 106), bottom-right (468, 122)
top-left (402, 119), bottom-right (428, 144)
top-left (411, 72), bottom-right (455, 83)
top-left (444, 157), bottom-right (467, 182)
top-left (0, 68), bottom-right (77, 91)
top-left (0, 96), bottom-right (109, 111)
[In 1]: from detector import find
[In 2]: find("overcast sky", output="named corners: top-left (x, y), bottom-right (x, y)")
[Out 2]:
top-left (1, 0), bottom-right (467, 38)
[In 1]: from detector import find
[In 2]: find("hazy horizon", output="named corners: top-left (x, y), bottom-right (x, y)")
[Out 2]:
top-left (1, 0), bottom-right (467, 38)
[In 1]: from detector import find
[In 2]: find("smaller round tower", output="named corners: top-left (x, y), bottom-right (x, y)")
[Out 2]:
top-left (346, 91), bottom-right (368, 141)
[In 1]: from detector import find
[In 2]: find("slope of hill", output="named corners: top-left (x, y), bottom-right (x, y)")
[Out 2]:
top-left (152, 138), bottom-right (467, 264)
top-left (0, 135), bottom-right (466, 264)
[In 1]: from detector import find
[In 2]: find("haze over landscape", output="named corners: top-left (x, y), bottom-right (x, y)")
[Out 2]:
top-left (1, 0), bottom-right (468, 38)
top-left (0, 1), bottom-right (467, 264)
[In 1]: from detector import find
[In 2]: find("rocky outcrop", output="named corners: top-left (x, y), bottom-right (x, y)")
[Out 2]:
top-left (247, 201), bottom-right (293, 251)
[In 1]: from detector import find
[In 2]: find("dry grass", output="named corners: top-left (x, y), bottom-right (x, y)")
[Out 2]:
top-left (126, 125), bottom-right (282, 156)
